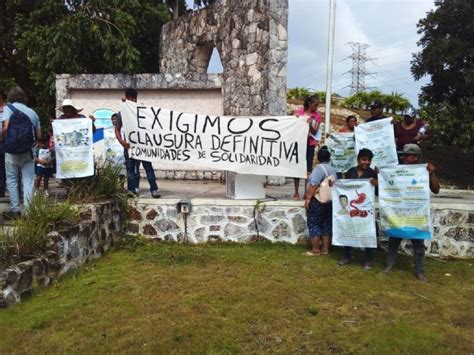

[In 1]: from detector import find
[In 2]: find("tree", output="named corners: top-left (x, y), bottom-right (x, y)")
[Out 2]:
top-left (385, 92), bottom-right (410, 113)
top-left (411, 0), bottom-right (474, 149)
top-left (1, 0), bottom-right (171, 121)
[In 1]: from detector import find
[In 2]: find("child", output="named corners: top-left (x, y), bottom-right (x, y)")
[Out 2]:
top-left (34, 134), bottom-right (55, 196)
top-left (337, 148), bottom-right (378, 270)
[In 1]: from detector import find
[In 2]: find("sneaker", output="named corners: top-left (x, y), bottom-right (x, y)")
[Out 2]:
top-left (416, 273), bottom-right (428, 282)
top-left (151, 190), bottom-right (161, 198)
top-left (383, 265), bottom-right (393, 275)
top-left (44, 190), bottom-right (49, 197)
top-left (363, 262), bottom-right (373, 271)
top-left (2, 210), bottom-right (21, 220)
top-left (337, 258), bottom-right (350, 266)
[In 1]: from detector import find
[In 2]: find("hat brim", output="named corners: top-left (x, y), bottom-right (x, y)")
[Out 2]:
top-left (58, 105), bottom-right (83, 113)
top-left (399, 150), bottom-right (421, 155)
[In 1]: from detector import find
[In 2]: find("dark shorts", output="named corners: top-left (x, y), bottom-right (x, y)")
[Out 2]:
top-left (35, 165), bottom-right (54, 178)
top-left (307, 198), bottom-right (332, 237)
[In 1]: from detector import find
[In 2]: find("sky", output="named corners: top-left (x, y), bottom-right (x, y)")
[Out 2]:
top-left (186, 0), bottom-right (435, 105)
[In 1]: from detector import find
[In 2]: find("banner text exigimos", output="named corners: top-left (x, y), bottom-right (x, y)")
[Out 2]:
top-left (120, 101), bottom-right (308, 178)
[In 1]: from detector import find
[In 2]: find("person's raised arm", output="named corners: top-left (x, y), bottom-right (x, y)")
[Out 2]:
top-left (427, 163), bottom-right (440, 194)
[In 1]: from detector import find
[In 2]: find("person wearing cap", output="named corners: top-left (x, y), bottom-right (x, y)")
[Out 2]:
top-left (383, 143), bottom-right (440, 282)
top-left (394, 105), bottom-right (429, 151)
top-left (114, 88), bottom-right (161, 198)
top-left (366, 100), bottom-right (388, 123)
top-left (57, 99), bottom-right (96, 132)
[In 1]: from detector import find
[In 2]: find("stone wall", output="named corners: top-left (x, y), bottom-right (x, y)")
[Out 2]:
top-left (160, 0), bottom-right (289, 186)
top-left (0, 201), bottom-right (121, 308)
top-left (56, 73), bottom-right (223, 117)
top-left (160, 0), bottom-right (288, 117)
top-left (128, 199), bottom-right (306, 243)
top-left (128, 199), bottom-right (473, 258)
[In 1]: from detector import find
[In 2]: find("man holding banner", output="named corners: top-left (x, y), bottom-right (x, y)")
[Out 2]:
top-left (381, 144), bottom-right (440, 282)
top-left (115, 89), bottom-right (161, 198)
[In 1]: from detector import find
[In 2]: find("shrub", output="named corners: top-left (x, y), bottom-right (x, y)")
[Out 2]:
top-left (0, 194), bottom-right (79, 268)
top-left (65, 160), bottom-right (127, 202)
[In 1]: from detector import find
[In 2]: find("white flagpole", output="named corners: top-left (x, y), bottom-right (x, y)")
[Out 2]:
top-left (324, 0), bottom-right (337, 136)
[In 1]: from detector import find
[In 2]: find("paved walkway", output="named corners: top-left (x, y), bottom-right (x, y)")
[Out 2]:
top-left (0, 178), bottom-right (473, 211)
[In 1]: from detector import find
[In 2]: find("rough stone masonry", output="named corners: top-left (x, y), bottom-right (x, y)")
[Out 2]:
top-left (160, 0), bottom-right (288, 117)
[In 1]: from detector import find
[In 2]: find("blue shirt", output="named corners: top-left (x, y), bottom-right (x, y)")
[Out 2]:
top-left (2, 102), bottom-right (41, 132)
top-left (308, 162), bottom-right (337, 186)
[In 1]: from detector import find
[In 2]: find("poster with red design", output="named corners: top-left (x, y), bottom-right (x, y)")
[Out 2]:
top-left (332, 179), bottom-right (377, 248)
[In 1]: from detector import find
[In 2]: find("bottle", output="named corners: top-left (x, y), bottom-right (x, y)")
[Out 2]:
top-left (418, 124), bottom-right (428, 136)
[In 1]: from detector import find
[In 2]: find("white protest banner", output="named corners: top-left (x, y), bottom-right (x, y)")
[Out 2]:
top-left (327, 133), bottom-right (356, 173)
top-left (332, 179), bottom-right (377, 248)
top-left (355, 118), bottom-right (398, 168)
top-left (379, 164), bottom-right (431, 239)
top-left (52, 118), bottom-right (94, 179)
top-left (120, 101), bottom-right (308, 178)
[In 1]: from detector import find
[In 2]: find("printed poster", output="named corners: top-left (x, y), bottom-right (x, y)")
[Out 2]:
top-left (52, 118), bottom-right (94, 179)
top-left (327, 133), bottom-right (356, 173)
top-left (103, 127), bottom-right (125, 174)
top-left (120, 101), bottom-right (308, 178)
top-left (332, 179), bottom-right (377, 248)
top-left (355, 118), bottom-right (398, 168)
top-left (378, 164), bottom-right (431, 239)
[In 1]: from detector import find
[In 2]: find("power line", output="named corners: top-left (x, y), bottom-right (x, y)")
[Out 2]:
top-left (345, 42), bottom-right (377, 94)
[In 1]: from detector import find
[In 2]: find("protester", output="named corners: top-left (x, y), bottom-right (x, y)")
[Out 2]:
top-left (337, 148), bottom-right (378, 270)
top-left (338, 115), bottom-right (358, 132)
top-left (57, 99), bottom-right (96, 132)
top-left (293, 95), bottom-right (322, 200)
top-left (366, 100), bottom-right (388, 123)
top-left (1, 86), bottom-right (41, 218)
top-left (34, 134), bottom-right (55, 196)
top-left (383, 143), bottom-right (440, 282)
top-left (0, 88), bottom-right (7, 197)
top-left (305, 146), bottom-right (336, 255)
top-left (114, 88), bottom-right (161, 198)
top-left (394, 106), bottom-right (429, 151)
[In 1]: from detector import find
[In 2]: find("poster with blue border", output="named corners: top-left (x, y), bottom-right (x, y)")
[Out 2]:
top-left (379, 164), bottom-right (431, 239)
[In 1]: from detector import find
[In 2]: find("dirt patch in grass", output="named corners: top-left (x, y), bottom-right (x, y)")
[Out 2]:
top-left (0, 242), bottom-right (473, 353)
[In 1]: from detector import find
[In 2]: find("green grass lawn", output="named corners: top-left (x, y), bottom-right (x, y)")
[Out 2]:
top-left (0, 241), bottom-right (473, 353)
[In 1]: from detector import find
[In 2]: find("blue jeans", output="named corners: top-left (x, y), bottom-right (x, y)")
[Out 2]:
top-left (5, 152), bottom-right (35, 213)
top-left (124, 149), bottom-right (158, 193)
top-left (387, 237), bottom-right (425, 274)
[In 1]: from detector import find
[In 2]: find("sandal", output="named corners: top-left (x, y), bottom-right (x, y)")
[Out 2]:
top-left (305, 250), bottom-right (321, 256)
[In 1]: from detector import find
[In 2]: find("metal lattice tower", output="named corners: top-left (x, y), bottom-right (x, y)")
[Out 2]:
top-left (345, 42), bottom-right (376, 94)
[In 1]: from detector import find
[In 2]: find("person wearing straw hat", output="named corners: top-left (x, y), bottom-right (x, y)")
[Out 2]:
top-left (57, 99), bottom-right (96, 132)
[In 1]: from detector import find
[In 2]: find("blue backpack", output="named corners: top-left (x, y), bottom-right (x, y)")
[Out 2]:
top-left (4, 104), bottom-right (35, 154)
